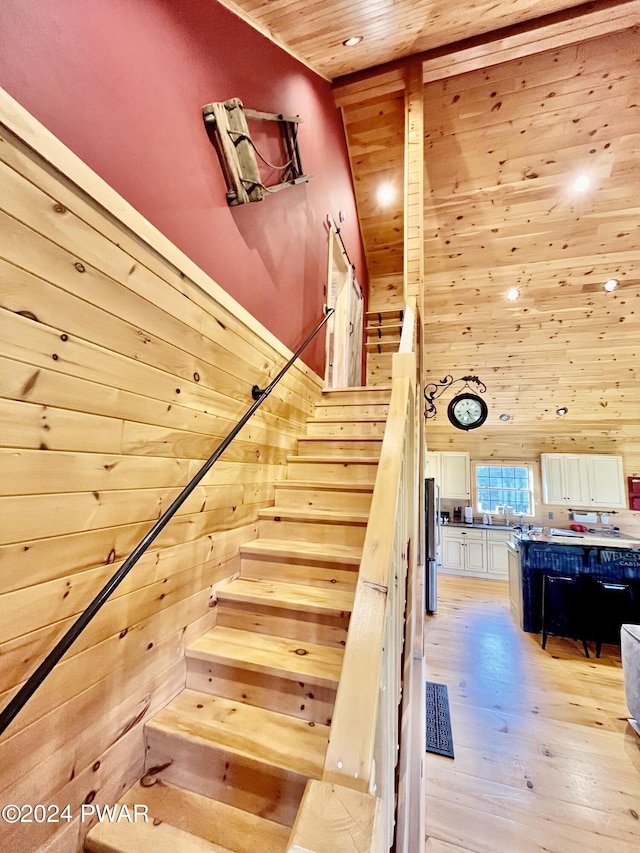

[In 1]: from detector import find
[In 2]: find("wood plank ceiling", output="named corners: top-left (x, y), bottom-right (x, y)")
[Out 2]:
top-left (222, 0), bottom-right (640, 473)
top-left (218, 0), bottom-right (607, 80)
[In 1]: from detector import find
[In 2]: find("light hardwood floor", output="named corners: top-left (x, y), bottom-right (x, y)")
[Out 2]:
top-left (424, 574), bottom-right (640, 853)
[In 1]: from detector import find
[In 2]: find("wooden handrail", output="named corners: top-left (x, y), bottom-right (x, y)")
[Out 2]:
top-left (0, 308), bottom-right (334, 738)
top-left (322, 374), bottom-right (412, 787)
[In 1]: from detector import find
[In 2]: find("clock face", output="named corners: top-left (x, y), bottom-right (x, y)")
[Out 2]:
top-left (447, 393), bottom-right (488, 431)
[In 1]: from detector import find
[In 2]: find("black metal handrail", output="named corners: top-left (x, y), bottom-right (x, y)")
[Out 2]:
top-left (0, 307), bottom-right (334, 736)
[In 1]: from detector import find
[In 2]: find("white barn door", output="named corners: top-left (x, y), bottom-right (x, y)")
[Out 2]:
top-left (325, 217), bottom-right (364, 388)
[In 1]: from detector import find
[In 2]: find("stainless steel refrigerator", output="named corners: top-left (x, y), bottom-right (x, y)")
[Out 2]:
top-left (425, 477), bottom-right (440, 613)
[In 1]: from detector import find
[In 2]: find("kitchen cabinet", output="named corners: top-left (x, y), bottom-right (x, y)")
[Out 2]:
top-left (541, 453), bottom-right (626, 509)
top-left (441, 527), bottom-right (486, 574)
top-left (425, 451), bottom-right (441, 484)
top-left (541, 454), bottom-right (589, 506)
top-left (426, 451), bottom-right (470, 500)
top-left (441, 526), bottom-right (512, 578)
top-left (587, 455), bottom-right (626, 508)
top-left (507, 541), bottom-right (523, 628)
top-left (486, 529), bottom-right (511, 576)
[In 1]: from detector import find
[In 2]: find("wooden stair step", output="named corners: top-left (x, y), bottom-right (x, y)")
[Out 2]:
top-left (258, 508), bottom-right (366, 547)
top-left (287, 453), bottom-right (379, 466)
top-left (273, 479), bottom-right (374, 493)
top-left (296, 436), bottom-right (382, 456)
top-left (273, 481), bottom-right (373, 512)
top-left (240, 537), bottom-right (362, 566)
top-left (285, 456), bottom-right (378, 484)
top-left (119, 780), bottom-right (290, 853)
top-left (146, 689), bottom-right (330, 777)
top-left (216, 577), bottom-right (351, 647)
top-left (365, 321), bottom-right (402, 333)
top-left (258, 506), bottom-right (369, 526)
top-left (304, 419), bottom-right (386, 438)
top-left (217, 577), bottom-right (354, 616)
top-left (185, 626), bottom-right (342, 725)
top-left (310, 403), bottom-right (389, 420)
top-left (365, 340), bottom-right (399, 353)
top-left (320, 384), bottom-right (391, 401)
top-left (84, 816), bottom-right (232, 853)
top-left (365, 308), bottom-right (404, 321)
top-left (239, 538), bottom-right (360, 592)
top-left (186, 626), bottom-right (343, 687)
top-left (144, 690), bottom-right (329, 824)
top-left (307, 414), bottom-right (387, 435)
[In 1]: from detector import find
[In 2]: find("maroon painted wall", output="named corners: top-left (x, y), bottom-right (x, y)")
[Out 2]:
top-left (0, 0), bottom-right (367, 374)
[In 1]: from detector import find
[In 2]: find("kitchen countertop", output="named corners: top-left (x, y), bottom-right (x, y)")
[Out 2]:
top-left (446, 522), bottom-right (515, 531)
top-left (514, 530), bottom-right (640, 549)
top-left (447, 522), bottom-right (640, 549)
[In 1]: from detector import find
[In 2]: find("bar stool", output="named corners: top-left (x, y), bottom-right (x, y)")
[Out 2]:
top-left (541, 573), bottom-right (589, 657)
top-left (589, 579), bottom-right (635, 658)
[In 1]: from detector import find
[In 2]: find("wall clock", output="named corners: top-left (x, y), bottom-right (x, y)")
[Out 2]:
top-left (447, 393), bottom-right (488, 431)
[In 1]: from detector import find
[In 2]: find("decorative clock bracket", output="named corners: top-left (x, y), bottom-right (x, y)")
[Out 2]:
top-left (424, 375), bottom-right (487, 419)
top-left (203, 98), bottom-right (312, 206)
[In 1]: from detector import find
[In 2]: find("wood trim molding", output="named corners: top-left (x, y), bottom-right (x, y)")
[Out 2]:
top-left (213, 0), bottom-right (331, 82)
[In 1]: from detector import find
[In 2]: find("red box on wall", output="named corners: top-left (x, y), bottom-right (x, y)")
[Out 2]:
top-left (629, 477), bottom-right (640, 511)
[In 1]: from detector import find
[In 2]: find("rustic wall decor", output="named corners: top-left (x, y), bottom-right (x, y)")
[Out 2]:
top-left (203, 98), bottom-right (311, 205)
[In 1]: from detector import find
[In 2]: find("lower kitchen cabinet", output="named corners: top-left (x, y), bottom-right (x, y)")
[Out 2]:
top-left (486, 529), bottom-right (511, 576)
top-left (441, 527), bottom-right (486, 574)
top-left (440, 526), bottom-right (511, 579)
top-left (507, 541), bottom-right (523, 627)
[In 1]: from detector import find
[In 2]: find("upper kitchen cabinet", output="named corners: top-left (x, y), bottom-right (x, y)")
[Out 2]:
top-left (588, 455), bottom-right (626, 509)
top-left (427, 450), bottom-right (470, 500)
top-left (541, 454), bottom-right (626, 509)
top-left (541, 454), bottom-right (590, 506)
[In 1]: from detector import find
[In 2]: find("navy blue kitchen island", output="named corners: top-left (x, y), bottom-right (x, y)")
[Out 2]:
top-left (515, 534), bottom-right (640, 635)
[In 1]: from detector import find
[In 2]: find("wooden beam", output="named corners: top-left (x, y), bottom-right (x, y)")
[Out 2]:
top-left (403, 63), bottom-right (424, 308)
top-left (332, 0), bottom-right (640, 98)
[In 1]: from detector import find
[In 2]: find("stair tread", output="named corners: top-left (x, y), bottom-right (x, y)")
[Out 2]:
top-left (187, 626), bottom-right (343, 685)
top-left (365, 322), bottom-right (402, 331)
top-left (274, 480), bottom-right (374, 493)
top-left (365, 308), bottom-right (403, 317)
top-left (259, 506), bottom-right (369, 525)
top-left (320, 384), bottom-right (391, 394)
top-left (314, 399), bottom-right (389, 407)
top-left (218, 577), bottom-right (354, 614)
top-left (120, 780), bottom-right (290, 853)
top-left (306, 416), bottom-right (385, 424)
top-left (297, 436), bottom-right (381, 443)
top-left (365, 341), bottom-right (399, 351)
top-left (148, 690), bottom-right (329, 778)
top-left (240, 537), bottom-right (362, 564)
top-left (287, 455), bottom-right (379, 464)
top-left (85, 816), bottom-right (231, 853)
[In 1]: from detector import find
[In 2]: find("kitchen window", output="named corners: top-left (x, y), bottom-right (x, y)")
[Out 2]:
top-left (475, 463), bottom-right (534, 516)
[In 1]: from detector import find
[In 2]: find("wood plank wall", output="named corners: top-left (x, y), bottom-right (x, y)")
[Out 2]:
top-left (336, 27), bottom-right (639, 536)
top-left (420, 29), bottom-right (640, 536)
top-left (0, 101), bottom-right (323, 851)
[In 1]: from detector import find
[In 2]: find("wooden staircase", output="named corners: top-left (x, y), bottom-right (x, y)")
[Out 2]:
top-left (84, 385), bottom-right (391, 853)
top-left (365, 308), bottom-right (404, 385)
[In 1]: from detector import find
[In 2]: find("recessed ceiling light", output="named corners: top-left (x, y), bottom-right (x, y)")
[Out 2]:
top-left (499, 413), bottom-right (511, 422)
top-left (604, 278), bottom-right (619, 292)
top-left (556, 407), bottom-right (568, 416)
top-left (376, 182), bottom-right (395, 206)
top-left (506, 287), bottom-right (520, 302)
top-left (343, 36), bottom-right (363, 46)
top-left (573, 174), bottom-right (591, 192)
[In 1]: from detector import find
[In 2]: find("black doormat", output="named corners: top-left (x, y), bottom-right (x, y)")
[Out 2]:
top-left (426, 681), bottom-right (454, 758)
